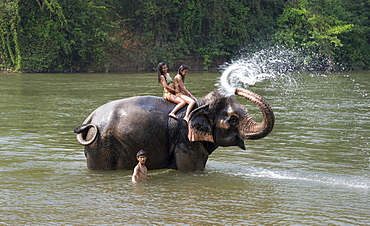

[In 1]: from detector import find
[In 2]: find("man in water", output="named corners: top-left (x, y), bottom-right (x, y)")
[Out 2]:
top-left (132, 150), bottom-right (148, 184)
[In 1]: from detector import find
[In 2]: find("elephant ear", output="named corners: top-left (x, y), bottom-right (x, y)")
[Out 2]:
top-left (187, 104), bottom-right (214, 142)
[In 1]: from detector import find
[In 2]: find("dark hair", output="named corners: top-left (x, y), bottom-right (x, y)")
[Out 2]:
top-left (157, 62), bottom-right (166, 83)
top-left (136, 150), bottom-right (147, 158)
top-left (178, 65), bottom-right (189, 82)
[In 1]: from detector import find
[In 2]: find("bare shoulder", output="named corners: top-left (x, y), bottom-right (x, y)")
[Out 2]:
top-left (133, 164), bottom-right (140, 172)
top-left (174, 74), bottom-right (182, 82)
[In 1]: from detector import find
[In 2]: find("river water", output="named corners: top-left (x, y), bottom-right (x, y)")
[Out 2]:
top-left (0, 70), bottom-right (369, 225)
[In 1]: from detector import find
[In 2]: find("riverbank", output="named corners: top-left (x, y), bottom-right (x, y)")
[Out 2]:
top-left (106, 54), bottom-right (227, 73)
top-left (0, 55), bottom-right (227, 73)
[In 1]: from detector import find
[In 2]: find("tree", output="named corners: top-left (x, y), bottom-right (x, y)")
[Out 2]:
top-left (274, 0), bottom-right (353, 71)
top-left (0, 0), bottom-right (22, 71)
top-left (0, 0), bottom-right (118, 72)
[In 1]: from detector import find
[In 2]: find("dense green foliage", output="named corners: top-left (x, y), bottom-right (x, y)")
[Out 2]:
top-left (0, 0), bottom-right (117, 72)
top-left (0, 0), bottom-right (369, 72)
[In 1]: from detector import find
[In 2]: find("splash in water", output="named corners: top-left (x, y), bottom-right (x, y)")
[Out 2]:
top-left (217, 45), bottom-right (322, 95)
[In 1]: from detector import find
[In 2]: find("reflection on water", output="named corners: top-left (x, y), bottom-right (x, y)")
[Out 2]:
top-left (0, 71), bottom-right (369, 225)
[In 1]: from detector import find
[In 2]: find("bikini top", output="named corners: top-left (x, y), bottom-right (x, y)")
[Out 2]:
top-left (163, 75), bottom-right (174, 94)
top-left (165, 76), bottom-right (173, 84)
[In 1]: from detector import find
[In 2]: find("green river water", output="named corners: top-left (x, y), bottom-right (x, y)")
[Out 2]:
top-left (0, 70), bottom-right (369, 225)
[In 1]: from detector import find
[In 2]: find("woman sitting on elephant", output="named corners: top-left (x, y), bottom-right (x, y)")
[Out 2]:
top-left (158, 62), bottom-right (186, 119)
top-left (174, 65), bottom-right (196, 123)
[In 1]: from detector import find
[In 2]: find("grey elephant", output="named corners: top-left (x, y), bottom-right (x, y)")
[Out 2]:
top-left (74, 88), bottom-right (274, 172)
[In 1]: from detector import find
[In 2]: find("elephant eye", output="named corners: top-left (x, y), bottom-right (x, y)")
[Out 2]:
top-left (228, 115), bottom-right (239, 126)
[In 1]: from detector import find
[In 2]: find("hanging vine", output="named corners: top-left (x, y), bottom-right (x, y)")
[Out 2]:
top-left (0, 0), bottom-right (21, 71)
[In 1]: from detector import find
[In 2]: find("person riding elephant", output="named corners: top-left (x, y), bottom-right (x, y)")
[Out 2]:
top-left (74, 88), bottom-right (274, 172)
top-left (174, 64), bottom-right (196, 123)
top-left (157, 62), bottom-right (186, 119)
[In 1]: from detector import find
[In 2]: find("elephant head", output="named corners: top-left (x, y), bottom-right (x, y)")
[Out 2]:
top-left (187, 88), bottom-right (274, 150)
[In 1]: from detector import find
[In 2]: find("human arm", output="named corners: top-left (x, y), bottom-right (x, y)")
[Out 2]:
top-left (175, 75), bottom-right (196, 99)
top-left (188, 93), bottom-right (196, 100)
top-left (132, 165), bottom-right (139, 184)
top-left (160, 74), bottom-right (175, 93)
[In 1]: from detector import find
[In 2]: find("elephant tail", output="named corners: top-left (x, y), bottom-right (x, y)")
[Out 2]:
top-left (74, 123), bottom-right (99, 146)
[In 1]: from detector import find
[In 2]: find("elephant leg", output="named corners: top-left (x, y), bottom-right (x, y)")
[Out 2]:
top-left (174, 143), bottom-right (209, 172)
top-left (84, 136), bottom-right (135, 170)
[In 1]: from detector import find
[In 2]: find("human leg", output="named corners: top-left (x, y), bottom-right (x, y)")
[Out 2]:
top-left (168, 95), bottom-right (186, 119)
top-left (180, 95), bottom-right (196, 123)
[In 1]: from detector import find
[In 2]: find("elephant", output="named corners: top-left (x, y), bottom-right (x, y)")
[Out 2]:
top-left (74, 88), bottom-right (274, 172)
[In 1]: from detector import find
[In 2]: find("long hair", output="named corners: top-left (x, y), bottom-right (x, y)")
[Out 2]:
top-left (178, 65), bottom-right (189, 82)
top-left (157, 62), bottom-right (166, 83)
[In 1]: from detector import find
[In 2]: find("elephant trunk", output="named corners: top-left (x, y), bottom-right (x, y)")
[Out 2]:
top-left (235, 88), bottom-right (274, 140)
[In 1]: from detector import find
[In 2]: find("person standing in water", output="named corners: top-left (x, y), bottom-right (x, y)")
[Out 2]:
top-left (174, 65), bottom-right (196, 123)
top-left (132, 150), bottom-right (148, 184)
top-left (158, 62), bottom-right (186, 119)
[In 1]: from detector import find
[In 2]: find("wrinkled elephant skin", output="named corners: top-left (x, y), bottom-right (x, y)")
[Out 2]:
top-left (74, 88), bottom-right (274, 172)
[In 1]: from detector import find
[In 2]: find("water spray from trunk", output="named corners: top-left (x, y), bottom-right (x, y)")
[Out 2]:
top-left (216, 45), bottom-right (331, 94)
